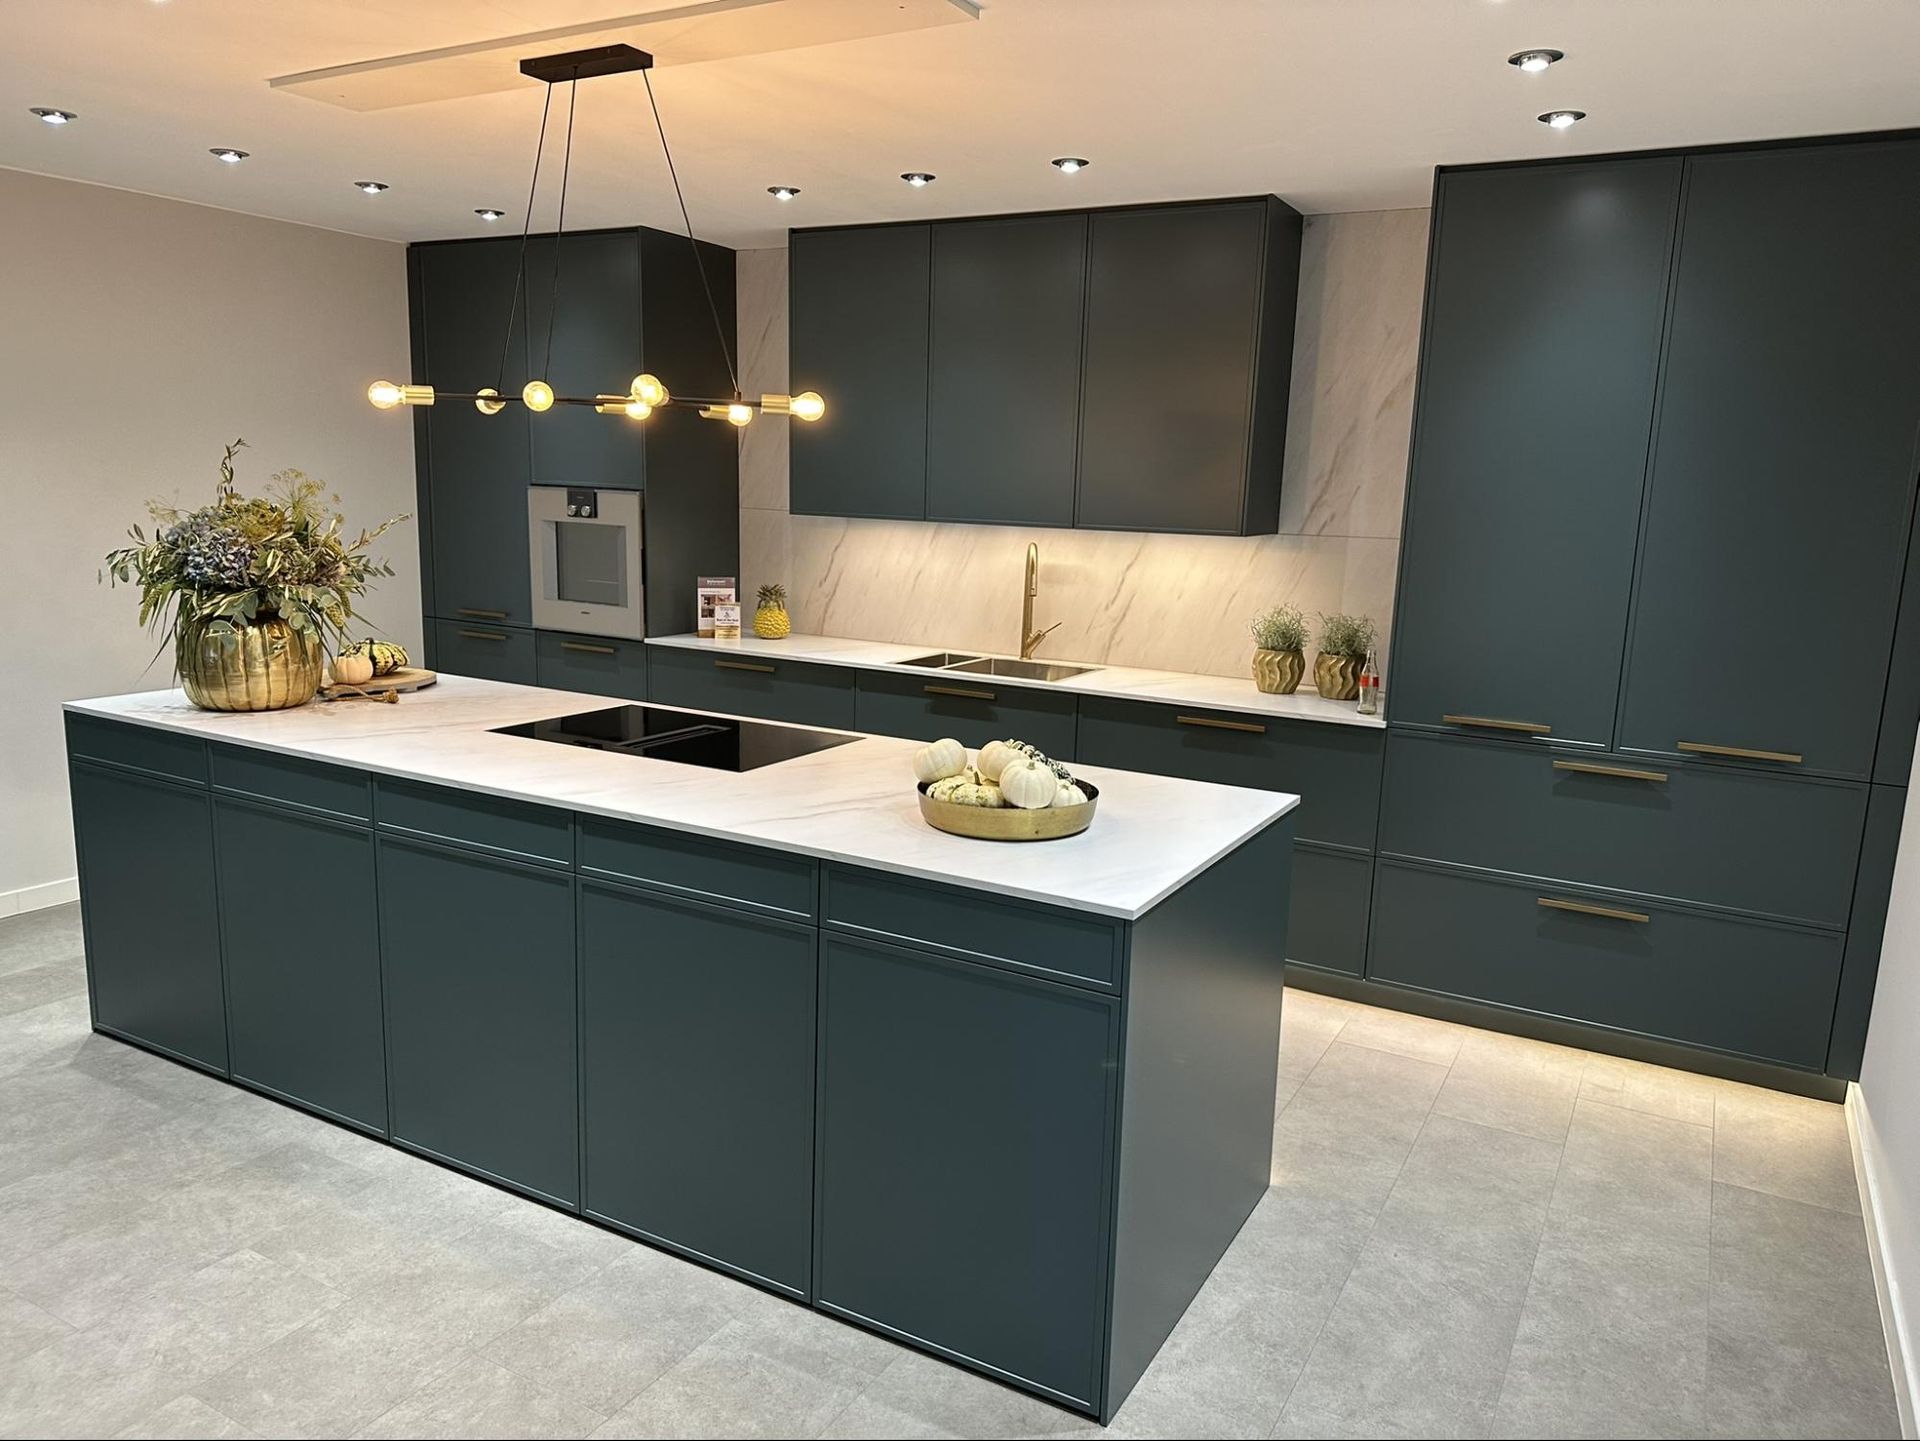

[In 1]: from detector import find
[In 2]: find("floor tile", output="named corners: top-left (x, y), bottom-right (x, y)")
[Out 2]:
top-left (821, 1349), bottom-right (1100, 1439)
top-left (1431, 1029), bottom-right (1587, 1143)
top-left (1332, 1005), bottom-right (1466, 1067)
top-left (1712, 1082), bottom-right (1859, 1214)
top-left (112, 1393), bottom-right (258, 1439)
top-left (0, 960), bottom-right (89, 1016)
top-left (1275, 992), bottom-right (1348, 1111)
top-left (1548, 1098), bottom-right (1713, 1245)
top-left (1579, 1053), bottom-right (1719, 1128)
top-left (0, 902), bottom-right (85, 978)
top-left (354, 1353), bottom-right (606, 1439)
top-left (1270, 1040), bottom-right (1448, 1174)
top-left (0, 1285), bottom-right (75, 1366)
top-left (0, 1327), bottom-right (193, 1440)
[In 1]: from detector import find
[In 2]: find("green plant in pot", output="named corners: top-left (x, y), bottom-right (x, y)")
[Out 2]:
top-left (1314, 612), bottom-right (1375, 701)
top-left (1248, 603), bottom-right (1307, 695)
top-left (104, 439), bottom-right (408, 712)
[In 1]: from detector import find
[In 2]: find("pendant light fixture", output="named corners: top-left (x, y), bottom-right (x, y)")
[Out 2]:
top-left (368, 44), bottom-right (824, 429)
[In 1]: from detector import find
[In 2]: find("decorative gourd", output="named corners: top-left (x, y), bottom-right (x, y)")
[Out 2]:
top-left (948, 781), bottom-right (1005, 808)
top-left (912, 737), bottom-right (968, 785)
top-left (1051, 781), bottom-right (1089, 808)
top-left (342, 639), bottom-right (408, 676)
top-left (330, 652), bottom-right (375, 686)
top-left (998, 756), bottom-right (1057, 810)
top-left (976, 739), bottom-right (1018, 782)
top-left (927, 774), bottom-right (967, 802)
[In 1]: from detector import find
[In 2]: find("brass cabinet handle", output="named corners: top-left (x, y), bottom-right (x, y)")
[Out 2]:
top-left (1676, 740), bottom-right (1803, 765)
top-left (714, 659), bottom-right (776, 674)
top-left (561, 641), bottom-right (616, 656)
top-left (1552, 760), bottom-right (1669, 784)
top-left (456, 607), bottom-right (510, 621)
top-left (1537, 896), bottom-right (1650, 924)
top-left (1443, 713), bottom-right (1552, 735)
top-left (924, 684), bottom-right (996, 702)
top-left (1176, 713), bottom-right (1266, 735)
top-left (458, 629), bottom-right (507, 642)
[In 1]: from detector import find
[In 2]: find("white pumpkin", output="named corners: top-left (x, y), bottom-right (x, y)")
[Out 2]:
top-left (912, 736), bottom-right (968, 784)
top-left (949, 781), bottom-right (1006, 808)
top-left (1051, 781), bottom-right (1089, 808)
top-left (998, 756), bottom-right (1057, 810)
top-left (331, 652), bottom-right (375, 686)
top-left (976, 739), bottom-right (1018, 782)
top-left (928, 774), bottom-right (968, 802)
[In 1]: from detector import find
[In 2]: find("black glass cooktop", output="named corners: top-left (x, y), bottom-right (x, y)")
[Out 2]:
top-left (493, 704), bottom-right (858, 772)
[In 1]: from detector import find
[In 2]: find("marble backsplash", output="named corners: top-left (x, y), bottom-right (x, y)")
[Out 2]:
top-left (735, 206), bottom-right (1428, 678)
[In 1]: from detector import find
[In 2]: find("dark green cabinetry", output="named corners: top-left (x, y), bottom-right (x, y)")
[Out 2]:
top-left (432, 620), bottom-right (537, 685)
top-left (580, 881), bottom-right (816, 1294)
top-left (378, 837), bottom-right (579, 1205)
top-left (852, 666), bottom-right (1079, 759)
top-left (215, 798), bottom-right (387, 1131)
top-left (646, 646), bottom-right (856, 729)
top-left (926, 215), bottom-right (1086, 526)
top-left (789, 224), bottom-right (931, 519)
top-left (524, 231), bottom-right (643, 489)
top-left (815, 933), bottom-right (1117, 1410)
top-left (534, 631), bottom-right (647, 700)
top-left (1389, 159), bottom-right (1681, 744)
top-left (1616, 142), bottom-right (1920, 778)
top-left (69, 761), bottom-right (227, 1072)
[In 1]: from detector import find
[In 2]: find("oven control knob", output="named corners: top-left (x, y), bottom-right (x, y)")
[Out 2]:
top-left (567, 504), bottom-right (579, 517)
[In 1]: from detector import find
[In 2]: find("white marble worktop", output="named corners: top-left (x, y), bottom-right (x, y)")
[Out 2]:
top-left (647, 632), bottom-right (1386, 728)
top-left (66, 678), bottom-right (1298, 921)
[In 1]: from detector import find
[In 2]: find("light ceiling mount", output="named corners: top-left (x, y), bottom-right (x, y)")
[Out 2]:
top-left (366, 42), bottom-right (825, 429)
top-left (1508, 49), bottom-right (1565, 73)
top-left (209, 147), bottom-right (248, 163)
top-left (902, 171), bottom-right (936, 187)
top-left (1539, 109), bottom-right (1587, 130)
top-left (475, 207), bottom-right (506, 221)
top-left (1051, 157), bottom-right (1090, 173)
top-left (354, 180), bottom-right (390, 194)
top-left (30, 107), bottom-right (76, 125)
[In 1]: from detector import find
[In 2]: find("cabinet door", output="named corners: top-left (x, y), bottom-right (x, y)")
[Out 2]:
top-left (432, 620), bottom-right (536, 684)
top-left (815, 934), bottom-right (1116, 1410)
top-left (1389, 159), bottom-right (1681, 744)
top-left (1076, 203), bottom-right (1267, 533)
top-left (526, 231), bottom-right (644, 490)
top-left (789, 225), bottom-right (930, 519)
top-left (580, 884), bottom-right (815, 1293)
top-left (417, 238), bottom-right (534, 623)
top-left (216, 800), bottom-right (386, 1131)
top-left (852, 668), bottom-right (1079, 760)
top-left (534, 631), bottom-right (647, 701)
top-left (378, 837), bottom-right (578, 1205)
top-left (926, 215), bottom-right (1085, 526)
top-left (645, 647), bottom-right (856, 729)
top-left (1618, 142), bottom-right (1920, 778)
top-left (70, 764), bottom-right (227, 1072)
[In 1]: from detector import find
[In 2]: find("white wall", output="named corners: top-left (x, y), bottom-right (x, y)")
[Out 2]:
top-left (1854, 744), bottom-right (1920, 1437)
top-left (0, 168), bottom-right (419, 911)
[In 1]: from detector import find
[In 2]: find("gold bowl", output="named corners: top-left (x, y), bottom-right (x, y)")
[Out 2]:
top-left (916, 779), bottom-right (1099, 842)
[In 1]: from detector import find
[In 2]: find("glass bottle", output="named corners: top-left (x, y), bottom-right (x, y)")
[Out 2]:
top-left (1356, 646), bottom-right (1381, 715)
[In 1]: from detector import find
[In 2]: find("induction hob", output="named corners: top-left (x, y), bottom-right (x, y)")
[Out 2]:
top-left (492, 704), bottom-right (859, 772)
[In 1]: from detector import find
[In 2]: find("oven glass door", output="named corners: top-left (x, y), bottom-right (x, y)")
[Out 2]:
top-left (554, 521), bottom-right (628, 608)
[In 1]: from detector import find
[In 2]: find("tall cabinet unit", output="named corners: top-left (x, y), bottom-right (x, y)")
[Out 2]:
top-left (1375, 134), bottom-right (1920, 1087)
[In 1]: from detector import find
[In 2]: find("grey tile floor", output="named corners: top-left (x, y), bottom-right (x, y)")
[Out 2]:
top-left (0, 901), bottom-right (1899, 1439)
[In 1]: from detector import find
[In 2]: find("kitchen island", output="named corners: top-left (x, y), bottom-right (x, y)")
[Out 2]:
top-left (64, 677), bottom-right (1297, 1422)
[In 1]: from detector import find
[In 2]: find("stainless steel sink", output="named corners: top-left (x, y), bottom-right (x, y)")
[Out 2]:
top-left (946, 657), bottom-right (1099, 683)
top-left (899, 652), bottom-right (984, 668)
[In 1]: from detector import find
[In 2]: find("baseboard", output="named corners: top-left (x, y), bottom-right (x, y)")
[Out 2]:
top-left (0, 876), bottom-right (79, 918)
top-left (1848, 1083), bottom-right (1918, 1439)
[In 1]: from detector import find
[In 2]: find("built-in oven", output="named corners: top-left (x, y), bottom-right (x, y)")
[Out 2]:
top-left (528, 486), bottom-right (645, 639)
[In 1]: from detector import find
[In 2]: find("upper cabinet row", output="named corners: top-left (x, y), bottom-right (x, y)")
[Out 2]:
top-left (788, 197), bottom-right (1303, 535)
top-left (1389, 138), bottom-right (1920, 782)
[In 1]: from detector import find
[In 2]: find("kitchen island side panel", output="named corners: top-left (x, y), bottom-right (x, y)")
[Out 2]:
top-left (1105, 812), bottom-right (1293, 1417)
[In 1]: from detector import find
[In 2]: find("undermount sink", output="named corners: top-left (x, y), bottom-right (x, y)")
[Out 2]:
top-left (899, 652), bottom-right (984, 669)
top-left (946, 657), bottom-right (1099, 683)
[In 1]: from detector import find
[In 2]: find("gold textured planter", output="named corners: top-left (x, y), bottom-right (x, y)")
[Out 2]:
top-left (177, 617), bottom-right (323, 712)
top-left (1251, 648), bottom-right (1304, 695)
top-left (1313, 652), bottom-right (1363, 702)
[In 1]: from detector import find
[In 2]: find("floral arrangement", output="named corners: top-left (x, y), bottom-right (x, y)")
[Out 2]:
top-left (104, 439), bottom-right (408, 653)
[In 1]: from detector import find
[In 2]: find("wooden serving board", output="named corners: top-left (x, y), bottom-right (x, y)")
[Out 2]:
top-left (321, 666), bottom-right (437, 699)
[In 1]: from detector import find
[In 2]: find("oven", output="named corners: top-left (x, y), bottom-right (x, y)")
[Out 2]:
top-left (528, 486), bottom-right (645, 639)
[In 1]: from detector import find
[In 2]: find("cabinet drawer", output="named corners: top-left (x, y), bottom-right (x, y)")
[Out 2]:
top-left (433, 620), bottom-right (536, 685)
top-left (579, 818), bottom-right (816, 921)
top-left (1368, 860), bottom-right (1843, 1069)
top-left (534, 631), bottom-right (647, 701)
top-left (1288, 844), bottom-right (1372, 977)
top-left (1379, 731), bottom-right (1867, 927)
top-left (853, 668), bottom-right (1078, 759)
top-left (377, 779), bottom-right (571, 867)
top-left (1074, 696), bottom-right (1382, 850)
top-left (211, 744), bottom-right (371, 822)
top-left (646, 647), bottom-right (856, 729)
top-left (65, 713), bottom-right (206, 784)
top-left (824, 866), bottom-right (1121, 992)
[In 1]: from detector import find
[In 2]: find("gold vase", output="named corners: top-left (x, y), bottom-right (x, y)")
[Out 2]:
top-left (1313, 652), bottom-right (1363, 701)
top-left (1251, 648), bottom-right (1304, 695)
top-left (177, 616), bottom-right (323, 712)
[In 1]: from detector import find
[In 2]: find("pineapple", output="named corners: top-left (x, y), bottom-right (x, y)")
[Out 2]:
top-left (753, 583), bottom-right (792, 640)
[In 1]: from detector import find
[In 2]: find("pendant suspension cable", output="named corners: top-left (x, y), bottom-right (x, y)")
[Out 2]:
top-left (497, 82), bottom-right (556, 394)
top-left (642, 67), bottom-right (738, 396)
top-left (541, 69), bottom-right (580, 381)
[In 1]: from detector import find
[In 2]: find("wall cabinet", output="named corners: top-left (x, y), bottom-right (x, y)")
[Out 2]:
top-left (1388, 158), bottom-right (1682, 745)
top-left (580, 881), bottom-right (816, 1294)
top-left (525, 231), bottom-right (644, 489)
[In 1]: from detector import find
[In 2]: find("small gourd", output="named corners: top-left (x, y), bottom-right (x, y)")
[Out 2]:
top-left (331, 652), bottom-right (375, 686)
top-left (1051, 781), bottom-right (1089, 808)
top-left (912, 737), bottom-right (968, 785)
top-left (998, 756), bottom-right (1057, 810)
top-left (949, 781), bottom-right (1005, 808)
top-left (342, 639), bottom-right (409, 676)
top-left (977, 739), bottom-right (1018, 782)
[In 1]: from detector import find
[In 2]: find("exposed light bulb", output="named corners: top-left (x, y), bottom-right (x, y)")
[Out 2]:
top-left (475, 387), bottom-right (505, 416)
top-left (522, 380), bottom-right (555, 412)
top-left (1539, 109), bottom-right (1586, 130)
top-left (727, 403), bottom-right (754, 427)
top-left (367, 380), bottom-right (403, 410)
top-left (625, 400), bottom-right (653, 420)
top-left (791, 391), bottom-right (826, 422)
top-left (630, 373), bottom-right (668, 408)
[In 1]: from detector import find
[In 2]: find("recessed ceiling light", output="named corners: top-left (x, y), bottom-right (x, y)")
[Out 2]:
top-left (475, 207), bottom-right (506, 221)
top-left (1538, 110), bottom-right (1587, 130)
top-left (1508, 49), bottom-right (1565, 73)
top-left (1051, 157), bottom-right (1090, 174)
top-left (767, 185), bottom-right (800, 201)
top-left (209, 147), bottom-right (249, 163)
top-left (354, 180), bottom-right (390, 194)
top-left (30, 108), bottom-right (76, 125)
top-left (901, 172), bottom-right (935, 187)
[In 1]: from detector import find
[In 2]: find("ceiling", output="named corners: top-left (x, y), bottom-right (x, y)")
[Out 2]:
top-left (5, 0), bottom-right (1920, 250)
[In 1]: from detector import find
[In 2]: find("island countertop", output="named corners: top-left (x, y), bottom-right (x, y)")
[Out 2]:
top-left (66, 677), bottom-right (1298, 920)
